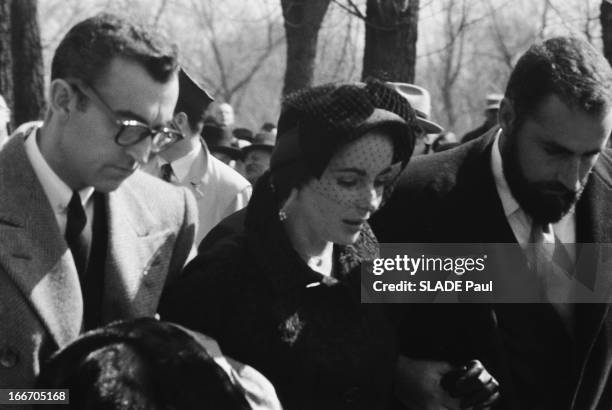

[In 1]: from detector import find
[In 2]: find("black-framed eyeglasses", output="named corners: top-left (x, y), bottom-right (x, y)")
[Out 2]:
top-left (66, 78), bottom-right (184, 153)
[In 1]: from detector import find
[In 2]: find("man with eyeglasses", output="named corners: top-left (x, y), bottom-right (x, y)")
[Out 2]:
top-left (0, 13), bottom-right (197, 389)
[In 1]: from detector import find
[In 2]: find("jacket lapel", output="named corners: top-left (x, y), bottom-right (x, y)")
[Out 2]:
top-left (102, 175), bottom-right (173, 322)
top-left (456, 130), bottom-right (518, 243)
top-left (0, 136), bottom-right (83, 347)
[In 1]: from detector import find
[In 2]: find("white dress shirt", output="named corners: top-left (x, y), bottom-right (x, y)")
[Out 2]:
top-left (24, 126), bottom-right (95, 252)
top-left (491, 129), bottom-right (576, 330)
top-left (149, 140), bottom-right (251, 243)
top-left (490, 129), bottom-right (575, 246)
top-left (158, 142), bottom-right (202, 182)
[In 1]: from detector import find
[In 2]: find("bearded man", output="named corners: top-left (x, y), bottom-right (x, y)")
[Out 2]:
top-left (372, 36), bottom-right (612, 410)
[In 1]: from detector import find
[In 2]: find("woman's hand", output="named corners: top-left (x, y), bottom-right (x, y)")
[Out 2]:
top-left (441, 359), bottom-right (500, 409)
top-left (395, 355), bottom-right (462, 410)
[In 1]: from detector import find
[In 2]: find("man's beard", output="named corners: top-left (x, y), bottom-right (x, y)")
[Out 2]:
top-left (502, 134), bottom-right (586, 224)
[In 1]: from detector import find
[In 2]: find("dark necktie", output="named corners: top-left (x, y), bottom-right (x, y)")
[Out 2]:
top-left (65, 191), bottom-right (88, 277)
top-left (160, 163), bottom-right (174, 182)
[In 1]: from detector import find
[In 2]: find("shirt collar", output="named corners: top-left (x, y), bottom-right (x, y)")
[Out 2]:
top-left (159, 141), bottom-right (202, 182)
top-left (24, 125), bottom-right (94, 214)
top-left (490, 129), bottom-right (520, 218)
top-left (490, 128), bottom-right (575, 243)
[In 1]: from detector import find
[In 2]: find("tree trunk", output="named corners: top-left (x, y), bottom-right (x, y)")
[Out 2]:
top-left (0, 0), bottom-right (13, 123)
top-left (362, 0), bottom-right (419, 82)
top-left (601, 0), bottom-right (612, 66)
top-left (11, 0), bottom-right (45, 126)
top-left (281, 0), bottom-right (332, 96)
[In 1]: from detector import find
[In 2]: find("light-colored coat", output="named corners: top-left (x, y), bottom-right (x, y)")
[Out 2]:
top-left (144, 140), bottom-right (251, 244)
top-left (0, 134), bottom-right (197, 389)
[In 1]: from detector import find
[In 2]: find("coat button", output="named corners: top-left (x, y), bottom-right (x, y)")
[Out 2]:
top-left (0, 347), bottom-right (19, 368)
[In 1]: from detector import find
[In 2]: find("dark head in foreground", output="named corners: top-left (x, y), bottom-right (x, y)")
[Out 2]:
top-left (36, 318), bottom-right (250, 410)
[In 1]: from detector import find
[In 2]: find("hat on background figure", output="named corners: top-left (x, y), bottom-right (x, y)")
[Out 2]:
top-left (485, 93), bottom-right (503, 111)
top-left (242, 131), bottom-right (276, 156)
top-left (202, 123), bottom-right (243, 161)
top-left (233, 127), bottom-right (254, 143)
top-left (176, 69), bottom-right (214, 122)
top-left (385, 82), bottom-right (444, 134)
top-left (260, 122), bottom-right (277, 137)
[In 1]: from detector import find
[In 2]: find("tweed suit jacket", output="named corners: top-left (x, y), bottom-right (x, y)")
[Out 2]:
top-left (0, 133), bottom-right (197, 391)
top-left (371, 128), bottom-right (612, 409)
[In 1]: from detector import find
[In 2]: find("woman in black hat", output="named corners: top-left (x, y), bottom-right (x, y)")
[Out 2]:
top-left (160, 80), bottom-right (494, 409)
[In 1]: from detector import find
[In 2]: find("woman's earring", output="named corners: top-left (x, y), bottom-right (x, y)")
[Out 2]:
top-left (278, 188), bottom-right (297, 222)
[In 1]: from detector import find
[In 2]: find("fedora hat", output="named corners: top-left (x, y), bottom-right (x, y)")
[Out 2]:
top-left (485, 93), bottom-right (503, 110)
top-left (242, 131), bottom-right (276, 155)
top-left (202, 123), bottom-right (243, 160)
top-left (233, 127), bottom-right (254, 142)
top-left (386, 82), bottom-right (443, 134)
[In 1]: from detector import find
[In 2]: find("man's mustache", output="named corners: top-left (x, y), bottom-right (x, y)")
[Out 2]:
top-left (530, 182), bottom-right (580, 199)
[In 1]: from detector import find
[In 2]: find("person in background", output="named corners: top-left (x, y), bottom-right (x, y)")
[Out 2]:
top-left (260, 121), bottom-right (277, 137)
top-left (144, 69), bottom-right (251, 243)
top-left (161, 79), bottom-right (496, 410)
top-left (242, 131), bottom-right (275, 185)
top-left (213, 102), bottom-right (236, 128)
top-left (0, 13), bottom-right (196, 389)
top-left (233, 127), bottom-right (254, 144)
top-left (387, 83), bottom-right (444, 155)
top-left (461, 93), bottom-right (503, 143)
top-left (0, 94), bottom-right (11, 147)
top-left (203, 122), bottom-right (246, 175)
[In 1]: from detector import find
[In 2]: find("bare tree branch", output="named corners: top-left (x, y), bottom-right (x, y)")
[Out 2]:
top-left (191, 0), bottom-right (230, 98)
top-left (187, 0), bottom-right (286, 102)
top-left (448, 0), bottom-right (467, 86)
top-left (41, 0), bottom-right (88, 50)
top-left (417, 0), bottom-right (512, 59)
top-left (153, 0), bottom-right (169, 28)
top-left (487, 0), bottom-right (514, 69)
top-left (583, 0), bottom-right (594, 43)
top-left (332, 0), bottom-right (366, 19)
top-left (227, 35), bottom-right (284, 96)
top-left (538, 0), bottom-right (550, 39)
top-left (330, 13), bottom-right (354, 79)
top-left (546, 0), bottom-right (576, 33)
top-left (419, 0), bottom-right (435, 11)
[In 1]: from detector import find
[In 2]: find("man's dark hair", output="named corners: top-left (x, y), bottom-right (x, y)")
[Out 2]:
top-left (505, 36), bottom-right (612, 127)
top-left (51, 13), bottom-right (178, 86)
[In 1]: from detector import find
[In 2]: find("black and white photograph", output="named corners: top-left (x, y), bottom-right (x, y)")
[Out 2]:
top-left (0, 1), bottom-right (611, 409)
